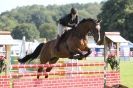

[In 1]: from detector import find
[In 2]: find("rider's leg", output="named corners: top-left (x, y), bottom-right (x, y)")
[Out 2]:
top-left (55, 25), bottom-right (71, 51)
top-left (55, 35), bottom-right (61, 51)
top-left (57, 23), bottom-right (63, 37)
top-left (55, 24), bottom-right (64, 51)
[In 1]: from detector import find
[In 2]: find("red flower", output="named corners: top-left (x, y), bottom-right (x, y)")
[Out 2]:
top-left (0, 56), bottom-right (4, 61)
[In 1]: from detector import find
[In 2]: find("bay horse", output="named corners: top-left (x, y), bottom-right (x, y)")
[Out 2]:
top-left (18, 18), bottom-right (102, 79)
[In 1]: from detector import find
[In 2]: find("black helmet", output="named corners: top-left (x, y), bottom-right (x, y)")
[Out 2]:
top-left (70, 8), bottom-right (77, 14)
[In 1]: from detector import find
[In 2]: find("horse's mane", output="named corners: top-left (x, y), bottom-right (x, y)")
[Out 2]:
top-left (59, 18), bottom-right (96, 42)
top-left (79, 18), bottom-right (96, 24)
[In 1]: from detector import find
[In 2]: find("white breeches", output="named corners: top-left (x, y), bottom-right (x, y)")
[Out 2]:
top-left (57, 23), bottom-right (71, 36)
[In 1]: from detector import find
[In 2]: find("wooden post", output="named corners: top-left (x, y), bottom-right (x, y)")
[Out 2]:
top-left (116, 43), bottom-right (120, 61)
top-left (5, 45), bottom-right (11, 75)
top-left (104, 36), bottom-right (108, 88)
top-left (0, 31), bottom-right (14, 75)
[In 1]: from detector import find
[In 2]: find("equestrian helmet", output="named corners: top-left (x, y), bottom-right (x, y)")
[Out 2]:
top-left (70, 8), bottom-right (77, 14)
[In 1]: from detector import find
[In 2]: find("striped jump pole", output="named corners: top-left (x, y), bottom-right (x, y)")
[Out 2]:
top-left (11, 62), bottom-right (105, 68)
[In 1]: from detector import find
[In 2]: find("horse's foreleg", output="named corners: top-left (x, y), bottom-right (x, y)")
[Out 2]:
top-left (45, 57), bottom-right (59, 78)
top-left (69, 49), bottom-right (84, 60)
top-left (69, 49), bottom-right (89, 60)
top-left (75, 49), bottom-right (84, 57)
top-left (45, 67), bottom-right (53, 78)
top-left (84, 48), bottom-right (92, 57)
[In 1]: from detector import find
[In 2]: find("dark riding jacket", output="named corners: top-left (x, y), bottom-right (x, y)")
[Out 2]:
top-left (59, 14), bottom-right (78, 27)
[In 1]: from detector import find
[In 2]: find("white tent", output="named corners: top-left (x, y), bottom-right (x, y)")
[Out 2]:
top-left (0, 32), bottom-right (17, 45)
top-left (87, 36), bottom-right (104, 48)
top-left (19, 36), bottom-right (27, 73)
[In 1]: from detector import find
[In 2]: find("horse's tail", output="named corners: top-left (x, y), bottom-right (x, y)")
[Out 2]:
top-left (18, 43), bottom-right (44, 63)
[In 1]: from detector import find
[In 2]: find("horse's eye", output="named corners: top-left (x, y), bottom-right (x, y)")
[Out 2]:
top-left (88, 32), bottom-right (92, 36)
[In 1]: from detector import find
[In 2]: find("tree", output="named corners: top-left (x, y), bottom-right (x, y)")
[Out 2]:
top-left (11, 23), bottom-right (40, 41)
top-left (0, 3), bottom-right (102, 40)
top-left (98, 0), bottom-right (133, 42)
top-left (0, 15), bottom-right (18, 31)
top-left (125, 13), bottom-right (133, 42)
top-left (30, 11), bottom-right (46, 28)
top-left (39, 23), bottom-right (57, 40)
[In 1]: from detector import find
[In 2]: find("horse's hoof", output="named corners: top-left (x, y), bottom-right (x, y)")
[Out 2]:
top-left (78, 58), bottom-right (83, 60)
top-left (45, 75), bottom-right (48, 78)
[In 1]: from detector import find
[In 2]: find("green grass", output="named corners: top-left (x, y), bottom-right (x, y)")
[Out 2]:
top-left (0, 72), bottom-right (5, 76)
top-left (82, 57), bottom-right (133, 87)
top-left (120, 61), bottom-right (133, 87)
top-left (86, 57), bottom-right (133, 87)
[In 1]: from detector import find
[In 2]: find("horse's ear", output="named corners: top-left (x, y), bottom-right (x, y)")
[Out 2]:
top-left (82, 18), bottom-right (87, 21)
top-left (96, 19), bottom-right (102, 23)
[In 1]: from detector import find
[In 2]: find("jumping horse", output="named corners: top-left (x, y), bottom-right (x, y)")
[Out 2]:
top-left (18, 18), bottom-right (102, 79)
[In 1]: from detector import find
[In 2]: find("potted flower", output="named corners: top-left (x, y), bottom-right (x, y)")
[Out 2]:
top-left (107, 53), bottom-right (119, 71)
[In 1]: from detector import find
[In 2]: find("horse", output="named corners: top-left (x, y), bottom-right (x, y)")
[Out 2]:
top-left (18, 18), bottom-right (102, 79)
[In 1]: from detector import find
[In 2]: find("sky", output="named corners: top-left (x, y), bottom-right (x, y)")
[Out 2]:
top-left (0, 0), bottom-right (105, 14)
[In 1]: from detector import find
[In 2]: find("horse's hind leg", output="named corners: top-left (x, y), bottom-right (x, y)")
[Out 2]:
top-left (37, 57), bottom-right (48, 79)
top-left (37, 67), bottom-right (43, 79)
top-left (45, 57), bottom-right (59, 78)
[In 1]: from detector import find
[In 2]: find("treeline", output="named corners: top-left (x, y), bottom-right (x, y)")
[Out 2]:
top-left (98, 0), bottom-right (133, 42)
top-left (0, 0), bottom-right (133, 43)
top-left (0, 3), bottom-right (102, 41)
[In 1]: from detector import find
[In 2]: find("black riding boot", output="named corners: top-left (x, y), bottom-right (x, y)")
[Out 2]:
top-left (55, 35), bottom-right (61, 51)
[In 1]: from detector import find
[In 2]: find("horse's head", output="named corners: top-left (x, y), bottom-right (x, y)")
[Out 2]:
top-left (91, 19), bottom-right (101, 44)
top-left (77, 18), bottom-right (101, 44)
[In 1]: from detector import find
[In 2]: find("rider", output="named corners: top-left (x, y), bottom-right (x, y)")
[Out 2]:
top-left (55, 7), bottom-right (79, 51)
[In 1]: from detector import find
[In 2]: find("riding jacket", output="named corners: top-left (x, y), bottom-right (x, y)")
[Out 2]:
top-left (59, 14), bottom-right (78, 27)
